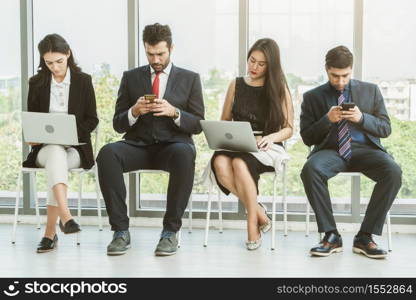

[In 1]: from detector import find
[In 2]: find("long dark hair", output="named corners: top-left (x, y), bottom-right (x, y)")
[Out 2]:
top-left (30, 34), bottom-right (81, 86)
top-left (247, 38), bottom-right (291, 135)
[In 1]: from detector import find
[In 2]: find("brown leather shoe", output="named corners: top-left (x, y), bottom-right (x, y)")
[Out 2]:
top-left (310, 232), bottom-right (343, 257)
top-left (353, 234), bottom-right (387, 259)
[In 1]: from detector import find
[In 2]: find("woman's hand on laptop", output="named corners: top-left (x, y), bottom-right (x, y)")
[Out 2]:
top-left (257, 136), bottom-right (272, 151)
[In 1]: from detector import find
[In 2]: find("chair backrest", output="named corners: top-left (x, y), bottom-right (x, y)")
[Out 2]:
top-left (92, 123), bottom-right (100, 160)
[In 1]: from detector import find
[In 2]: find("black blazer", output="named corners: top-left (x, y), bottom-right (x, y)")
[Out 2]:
top-left (113, 64), bottom-right (204, 145)
top-left (23, 71), bottom-right (99, 169)
top-left (300, 79), bottom-right (391, 156)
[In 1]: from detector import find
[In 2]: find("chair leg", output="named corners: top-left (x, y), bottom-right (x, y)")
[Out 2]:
top-left (12, 171), bottom-right (22, 244)
top-left (306, 202), bottom-right (310, 237)
top-left (218, 189), bottom-right (223, 234)
top-left (271, 175), bottom-right (277, 250)
top-left (95, 167), bottom-right (103, 231)
top-left (76, 172), bottom-right (83, 246)
top-left (387, 211), bottom-right (392, 252)
top-left (188, 194), bottom-right (193, 233)
top-left (282, 164), bottom-right (288, 236)
top-left (204, 185), bottom-right (213, 247)
top-left (32, 173), bottom-right (41, 230)
top-left (177, 230), bottom-right (182, 248)
top-left (124, 173), bottom-right (130, 217)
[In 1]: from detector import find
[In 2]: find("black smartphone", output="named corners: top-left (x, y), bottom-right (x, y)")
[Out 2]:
top-left (341, 103), bottom-right (356, 111)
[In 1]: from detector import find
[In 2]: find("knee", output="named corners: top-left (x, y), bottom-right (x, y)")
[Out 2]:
top-left (301, 160), bottom-right (321, 181)
top-left (231, 158), bottom-right (248, 174)
top-left (169, 143), bottom-right (195, 165)
top-left (385, 162), bottom-right (402, 184)
top-left (213, 156), bottom-right (227, 172)
top-left (213, 156), bottom-right (231, 178)
top-left (96, 143), bottom-right (117, 165)
top-left (42, 144), bottom-right (65, 157)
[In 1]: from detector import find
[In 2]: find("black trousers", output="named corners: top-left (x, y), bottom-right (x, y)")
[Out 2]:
top-left (96, 141), bottom-right (196, 232)
top-left (300, 143), bottom-right (402, 235)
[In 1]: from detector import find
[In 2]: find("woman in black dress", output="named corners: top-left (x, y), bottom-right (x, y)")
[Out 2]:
top-left (211, 38), bottom-right (294, 250)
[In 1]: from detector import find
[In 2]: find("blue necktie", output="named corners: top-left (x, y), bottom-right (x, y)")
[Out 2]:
top-left (337, 92), bottom-right (352, 161)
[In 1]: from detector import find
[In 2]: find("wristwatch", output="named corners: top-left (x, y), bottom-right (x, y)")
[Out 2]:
top-left (173, 107), bottom-right (180, 120)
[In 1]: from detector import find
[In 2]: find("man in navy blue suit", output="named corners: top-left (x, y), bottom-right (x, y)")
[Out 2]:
top-left (300, 46), bottom-right (401, 259)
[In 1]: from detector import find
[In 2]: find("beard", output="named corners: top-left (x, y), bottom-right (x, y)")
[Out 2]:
top-left (151, 57), bottom-right (170, 72)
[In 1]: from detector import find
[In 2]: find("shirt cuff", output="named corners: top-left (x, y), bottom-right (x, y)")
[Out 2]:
top-left (174, 110), bottom-right (181, 127)
top-left (128, 107), bottom-right (139, 127)
top-left (358, 113), bottom-right (364, 124)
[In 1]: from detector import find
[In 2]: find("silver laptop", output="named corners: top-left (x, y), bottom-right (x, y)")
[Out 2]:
top-left (200, 120), bottom-right (259, 152)
top-left (22, 111), bottom-right (85, 146)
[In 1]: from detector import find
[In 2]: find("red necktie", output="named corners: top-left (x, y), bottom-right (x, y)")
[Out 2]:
top-left (152, 72), bottom-right (161, 98)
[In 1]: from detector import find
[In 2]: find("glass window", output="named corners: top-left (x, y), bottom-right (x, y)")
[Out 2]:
top-left (250, 0), bottom-right (354, 213)
top-left (32, 0), bottom-right (128, 206)
top-left (138, 0), bottom-right (239, 211)
top-left (0, 0), bottom-right (21, 206)
top-left (362, 0), bottom-right (416, 215)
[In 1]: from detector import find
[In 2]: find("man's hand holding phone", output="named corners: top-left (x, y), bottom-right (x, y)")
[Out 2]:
top-left (131, 96), bottom-right (153, 117)
top-left (340, 103), bottom-right (362, 123)
top-left (327, 106), bottom-right (343, 123)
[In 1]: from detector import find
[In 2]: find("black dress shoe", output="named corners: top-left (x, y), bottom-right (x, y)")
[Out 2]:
top-left (353, 234), bottom-right (387, 259)
top-left (37, 234), bottom-right (58, 253)
top-left (59, 219), bottom-right (81, 234)
top-left (310, 232), bottom-right (343, 257)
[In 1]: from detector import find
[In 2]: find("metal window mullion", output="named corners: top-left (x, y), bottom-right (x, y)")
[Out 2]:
top-left (20, 0), bottom-right (34, 214)
top-left (353, 0), bottom-right (364, 81)
top-left (127, 0), bottom-right (138, 213)
top-left (238, 0), bottom-right (249, 77)
top-left (236, 0), bottom-right (249, 217)
top-left (351, 0), bottom-right (364, 221)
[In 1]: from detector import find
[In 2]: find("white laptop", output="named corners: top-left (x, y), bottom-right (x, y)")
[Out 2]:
top-left (200, 120), bottom-right (259, 152)
top-left (22, 111), bottom-right (85, 146)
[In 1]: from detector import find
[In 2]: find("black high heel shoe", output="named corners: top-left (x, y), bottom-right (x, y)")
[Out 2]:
top-left (37, 234), bottom-right (58, 253)
top-left (59, 219), bottom-right (81, 234)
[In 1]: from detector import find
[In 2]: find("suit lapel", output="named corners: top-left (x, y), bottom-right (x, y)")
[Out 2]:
top-left (39, 77), bottom-right (51, 113)
top-left (350, 79), bottom-right (360, 107)
top-left (141, 65), bottom-right (152, 94)
top-left (164, 64), bottom-right (178, 100)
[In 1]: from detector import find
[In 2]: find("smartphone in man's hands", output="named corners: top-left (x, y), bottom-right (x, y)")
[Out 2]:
top-left (341, 103), bottom-right (355, 111)
top-left (144, 94), bottom-right (156, 103)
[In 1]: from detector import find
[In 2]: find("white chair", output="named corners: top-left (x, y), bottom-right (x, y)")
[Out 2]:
top-left (305, 171), bottom-right (393, 251)
top-left (124, 169), bottom-right (193, 248)
top-left (12, 126), bottom-right (103, 245)
top-left (203, 161), bottom-right (288, 250)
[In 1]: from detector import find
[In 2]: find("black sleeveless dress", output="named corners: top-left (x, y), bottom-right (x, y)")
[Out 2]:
top-left (211, 77), bottom-right (275, 195)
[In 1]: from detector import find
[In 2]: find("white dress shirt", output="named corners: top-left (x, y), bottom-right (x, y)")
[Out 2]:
top-left (128, 62), bottom-right (181, 126)
top-left (49, 69), bottom-right (71, 114)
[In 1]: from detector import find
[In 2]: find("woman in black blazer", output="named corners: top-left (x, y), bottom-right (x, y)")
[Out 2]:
top-left (23, 34), bottom-right (98, 253)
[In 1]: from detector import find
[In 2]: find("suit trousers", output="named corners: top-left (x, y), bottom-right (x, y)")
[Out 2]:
top-left (35, 144), bottom-right (81, 206)
top-left (300, 142), bottom-right (402, 235)
top-left (96, 141), bottom-right (196, 232)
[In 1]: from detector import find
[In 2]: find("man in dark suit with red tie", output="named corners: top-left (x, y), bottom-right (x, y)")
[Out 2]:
top-left (300, 46), bottom-right (402, 259)
top-left (97, 23), bottom-right (204, 256)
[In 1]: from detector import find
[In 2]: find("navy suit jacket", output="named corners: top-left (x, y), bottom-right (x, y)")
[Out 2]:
top-left (300, 79), bottom-right (391, 156)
